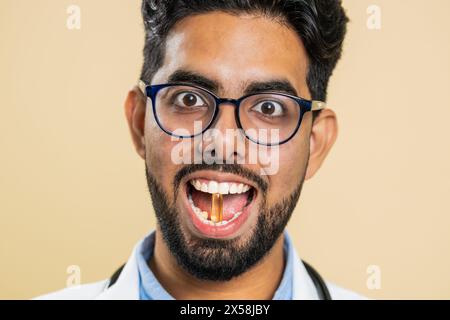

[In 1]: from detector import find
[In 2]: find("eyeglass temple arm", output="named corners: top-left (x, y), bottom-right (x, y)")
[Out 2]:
top-left (311, 100), bottom-right (326, 111)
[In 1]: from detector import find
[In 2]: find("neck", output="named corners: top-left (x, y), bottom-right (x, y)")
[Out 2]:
top-left (149, 226), bottom-right (286, 300)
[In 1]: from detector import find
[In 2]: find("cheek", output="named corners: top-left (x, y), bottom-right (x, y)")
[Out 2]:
top-left (265, 135), bottom-right (310, 205)
top-left (145, 122), bottom-right (180, 199)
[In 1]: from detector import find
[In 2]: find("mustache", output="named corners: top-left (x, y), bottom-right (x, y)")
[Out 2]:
top-left (173, 164), bottom-right (269, 197)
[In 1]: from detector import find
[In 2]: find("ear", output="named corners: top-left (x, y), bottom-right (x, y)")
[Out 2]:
top-left (305, 109), bottom-right (339, 180)
top-left (124, 86), bottom-right (147, 160)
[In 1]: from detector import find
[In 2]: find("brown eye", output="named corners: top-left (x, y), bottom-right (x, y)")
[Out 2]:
top-left (175, 92), bottom-right (206, 108)
top-left (183, 93), bottom-right (197, 106)
top-left (252, 100), bottom-right (284, 117)
top-left (261, 102), bottom-right (276, 115)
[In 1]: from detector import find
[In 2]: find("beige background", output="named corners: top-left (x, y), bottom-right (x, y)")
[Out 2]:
top-left (1, 0), bottom-right (449, 300)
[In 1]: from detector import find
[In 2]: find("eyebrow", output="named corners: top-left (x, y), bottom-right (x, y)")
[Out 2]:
top-left (244, 80), bottom-right (298, 97)
top-left (168, 70), bottom-right (220, 93)
top-left (166, 69), bottom-right (299, 97)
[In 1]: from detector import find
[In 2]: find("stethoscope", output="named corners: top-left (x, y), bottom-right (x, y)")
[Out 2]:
top-left (107, 260), bottom-right (331, 300)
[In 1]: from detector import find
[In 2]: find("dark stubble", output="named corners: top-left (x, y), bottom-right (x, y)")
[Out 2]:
top-left (145, 163), bottom-right (305, 281)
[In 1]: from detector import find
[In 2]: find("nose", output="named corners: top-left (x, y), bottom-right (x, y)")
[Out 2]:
top-left (202, 101), bottom-right (246, 164)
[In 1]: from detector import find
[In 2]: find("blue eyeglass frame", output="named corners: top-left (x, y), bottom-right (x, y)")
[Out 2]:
top-left (138, 80), bottom-right (326, 146)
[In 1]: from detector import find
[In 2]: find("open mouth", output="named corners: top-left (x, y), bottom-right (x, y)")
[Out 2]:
top-left (184, 177), bottom-right (256, 238)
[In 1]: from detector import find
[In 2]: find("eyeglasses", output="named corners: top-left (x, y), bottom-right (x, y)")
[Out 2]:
top-left (139, 80), bottom-right (326, 146)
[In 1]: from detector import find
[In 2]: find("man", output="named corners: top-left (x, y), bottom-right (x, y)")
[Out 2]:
top-left (39, 0), bottom-right (364, 300)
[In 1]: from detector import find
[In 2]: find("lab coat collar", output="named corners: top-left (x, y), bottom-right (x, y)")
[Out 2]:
top-left (96, 230), bottom-right (320, 300)
top-left (95, 239), bottom-right (141, 300)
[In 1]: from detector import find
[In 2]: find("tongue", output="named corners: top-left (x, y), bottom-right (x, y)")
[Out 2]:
top-left (191, 189), bottom-right (249, 221)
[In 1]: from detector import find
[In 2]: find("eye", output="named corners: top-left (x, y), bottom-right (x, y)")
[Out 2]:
top-left (173, 91), bottom-right (207, 108)
top-left (252, 100), bottom-right (285, 117)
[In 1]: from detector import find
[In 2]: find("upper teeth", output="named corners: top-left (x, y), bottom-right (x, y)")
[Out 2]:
top-left (190, 179), bottom-right (251, 195)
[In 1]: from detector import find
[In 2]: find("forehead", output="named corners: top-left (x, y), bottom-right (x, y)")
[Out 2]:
top-left (152, 12), bottom-right (310, 98)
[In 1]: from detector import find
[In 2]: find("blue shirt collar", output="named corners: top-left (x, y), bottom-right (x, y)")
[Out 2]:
top-left (136, 230), bottom-right (294, 300)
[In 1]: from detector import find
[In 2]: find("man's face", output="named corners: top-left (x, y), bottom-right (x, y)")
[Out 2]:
top-left (132, 12), bottom-right (320, 280)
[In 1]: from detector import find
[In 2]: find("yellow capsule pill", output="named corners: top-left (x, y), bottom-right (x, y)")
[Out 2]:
top-left (211, 193), bottom-right (223, 222)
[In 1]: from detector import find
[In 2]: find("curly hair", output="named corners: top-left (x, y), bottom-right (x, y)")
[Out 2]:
top-left (140, 0), bottom-right (348, 107)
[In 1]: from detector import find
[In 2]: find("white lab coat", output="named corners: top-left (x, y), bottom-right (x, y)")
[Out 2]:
top-left (35, 231), bottom-right (366, 300)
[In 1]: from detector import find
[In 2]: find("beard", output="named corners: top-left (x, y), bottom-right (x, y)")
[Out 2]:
top-left (145, 163), bottom-right (305, 281)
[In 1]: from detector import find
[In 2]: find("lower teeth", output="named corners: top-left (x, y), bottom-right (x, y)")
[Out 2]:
top-left (188, 193), bottom-right (242, 226)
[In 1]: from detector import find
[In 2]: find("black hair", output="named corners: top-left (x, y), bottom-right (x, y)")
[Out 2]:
top-left (140, 0), bottom-right (349, 119)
